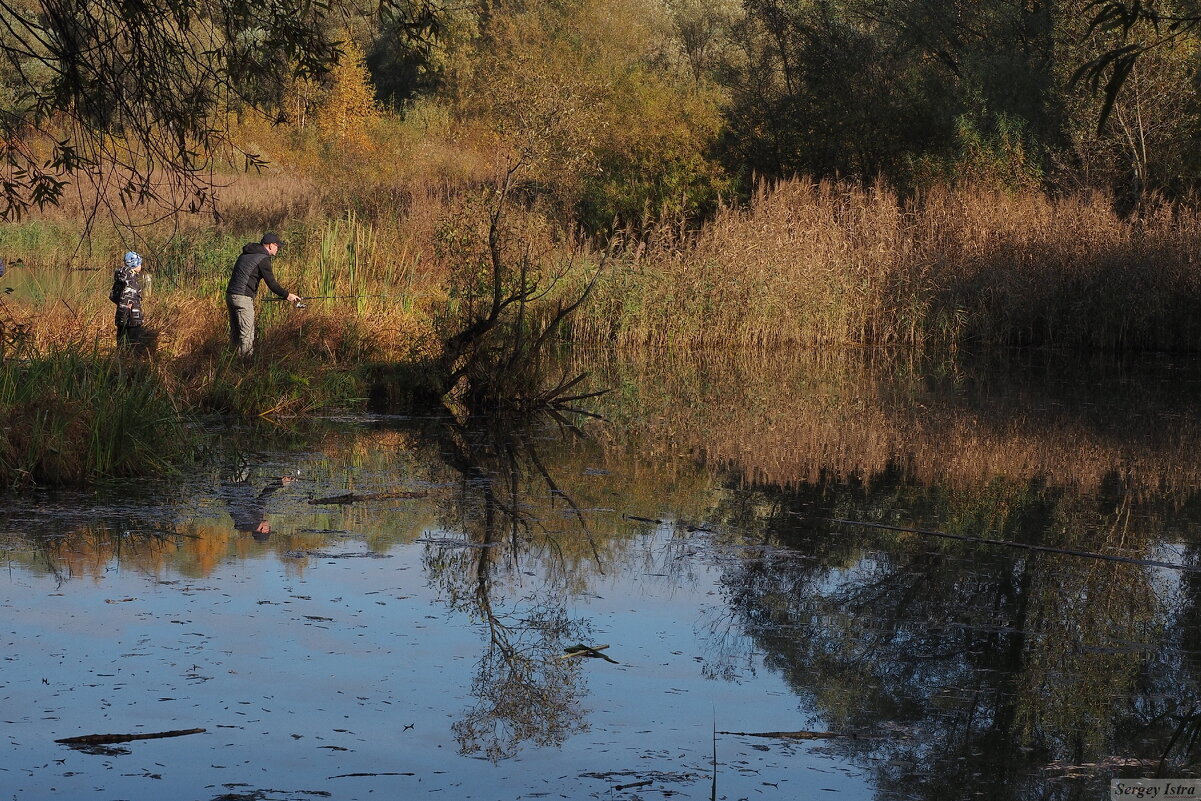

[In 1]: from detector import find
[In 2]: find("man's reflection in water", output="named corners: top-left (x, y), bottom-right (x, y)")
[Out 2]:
top-left (223, 474), bottom-right (294, 540)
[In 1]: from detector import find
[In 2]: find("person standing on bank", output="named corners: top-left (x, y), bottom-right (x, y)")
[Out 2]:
top-left (110, 251), bottom-right (146, 351)
top-left (225, 232), bottom-right (300, 357)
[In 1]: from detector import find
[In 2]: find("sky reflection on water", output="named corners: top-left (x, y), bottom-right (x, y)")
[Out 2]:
top-left (1, 517), bottom-right (865, 800)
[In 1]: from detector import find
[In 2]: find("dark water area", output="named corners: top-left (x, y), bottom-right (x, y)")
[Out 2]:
top-left (2, 349), bottom-right (1200, 800)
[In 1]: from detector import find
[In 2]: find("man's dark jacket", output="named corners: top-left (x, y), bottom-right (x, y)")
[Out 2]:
top-left (225, 243), bottom-right (290, 298)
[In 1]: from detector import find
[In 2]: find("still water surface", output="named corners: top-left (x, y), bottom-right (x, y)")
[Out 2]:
top-left (2, 350), bottom-right (1199, 800)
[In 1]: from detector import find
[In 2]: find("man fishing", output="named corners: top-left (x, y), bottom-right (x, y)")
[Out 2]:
top-left (225, 232), bottom-right (301, 357)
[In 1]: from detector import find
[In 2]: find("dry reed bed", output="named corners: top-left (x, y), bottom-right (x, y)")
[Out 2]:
top-left (18, 176), bottom-right (1201, 359)
top-left (577, 179), bottom-right (1201, 350)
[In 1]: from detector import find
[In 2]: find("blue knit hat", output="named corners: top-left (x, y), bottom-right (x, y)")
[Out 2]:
top-left (123, 251), bottom-right (142, 268)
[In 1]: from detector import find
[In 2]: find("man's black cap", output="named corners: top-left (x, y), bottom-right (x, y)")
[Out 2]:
top-left (261, 232), bottom-right (284, 246)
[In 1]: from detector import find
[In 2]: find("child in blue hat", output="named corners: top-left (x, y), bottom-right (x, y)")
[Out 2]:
top-left (110, 251), bottom-right (146, 351)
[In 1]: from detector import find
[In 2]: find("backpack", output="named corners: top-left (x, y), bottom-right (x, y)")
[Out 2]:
top-left (109, 273), bottom-right (126, 304)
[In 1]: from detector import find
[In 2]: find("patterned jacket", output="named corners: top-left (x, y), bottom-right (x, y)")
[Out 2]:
top-left (110, 267), bottom-right (144, 327)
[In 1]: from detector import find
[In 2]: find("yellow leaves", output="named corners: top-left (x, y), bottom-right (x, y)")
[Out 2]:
top-left (465, 0), bottom-right (706, 152)
top-left (455, 0), bottom-right (727, 226)
top-left (313, 41), bottom-right (381, 155)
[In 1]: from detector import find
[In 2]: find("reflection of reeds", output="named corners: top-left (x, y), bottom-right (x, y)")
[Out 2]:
top-left (12, 526), bottom-right (185, 580)
top-left (584, 349), bottom-right (1201, 502)
top-left (12, 348), bottom-right (1199, 575)
top-left (8, 502), bottom-right (432, 580)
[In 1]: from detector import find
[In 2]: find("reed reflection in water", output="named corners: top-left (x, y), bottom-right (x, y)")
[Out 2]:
top-left (603, 349), bottom-right (1201, 794)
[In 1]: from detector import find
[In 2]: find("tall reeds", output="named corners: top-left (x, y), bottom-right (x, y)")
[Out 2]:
top-left (11, 166), bottom-right (1201, 484)
top-left (574, 179), bottom-right (1201, 352)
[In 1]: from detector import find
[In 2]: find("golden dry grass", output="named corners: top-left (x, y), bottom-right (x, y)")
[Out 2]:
top-left (576, 179), bottom-right (1201, 351)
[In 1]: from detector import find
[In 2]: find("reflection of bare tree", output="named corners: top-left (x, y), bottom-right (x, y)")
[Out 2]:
top-left (698, 605), bottom-right (759, 683)
top-left (421, 410), bottom-right (594, 761)
top-left (453, 599), bottom-right (588, 761)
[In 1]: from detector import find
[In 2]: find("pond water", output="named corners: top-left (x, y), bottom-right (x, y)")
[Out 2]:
top-left (2, 349), bottom-right (1200, 801)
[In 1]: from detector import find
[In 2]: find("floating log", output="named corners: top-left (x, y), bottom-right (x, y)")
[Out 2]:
top-left (559, 643), bottom-right (619, 663)
top-left (56, 728), bottom-right (205, 745)
top-left (615, 779), bottom-right (653, 790)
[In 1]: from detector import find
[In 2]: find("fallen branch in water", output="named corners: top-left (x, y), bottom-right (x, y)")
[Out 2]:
top-left (309, 491), bottom-right (429, 505)
top-left (283, 549), bottom-right (391, 559)
top-left (414, 537), bottom-right (498, 548)
top-left (559, 643), bottom-right (618, 663)
top-left (56, 728), bottom-right (205, 745)
top-left (329, 771), bottom-right (417, 778)
top-left (615, 779), bottom-right (653, 791)
top-left (816, 517), bottom-right (1201, 573)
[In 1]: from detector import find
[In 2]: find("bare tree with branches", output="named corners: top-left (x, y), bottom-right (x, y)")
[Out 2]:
top-left (433, 162), bottom-right (609, 414)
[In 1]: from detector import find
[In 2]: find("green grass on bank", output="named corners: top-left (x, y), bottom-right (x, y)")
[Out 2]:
top-left (0, 347), bottom-right (197, 486)
top-left (0, 336), bottom-right (394, 487)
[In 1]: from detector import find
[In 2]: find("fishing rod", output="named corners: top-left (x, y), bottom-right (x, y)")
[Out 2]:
top-left (263, 294), bottom-right (399, 308)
